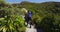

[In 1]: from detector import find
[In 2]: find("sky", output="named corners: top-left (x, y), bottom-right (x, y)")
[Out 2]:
top-left (5, 0), bottom-right (60, 4)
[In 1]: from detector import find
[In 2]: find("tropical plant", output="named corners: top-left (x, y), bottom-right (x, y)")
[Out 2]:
top-left (0, 0), bottom-right (26, 32)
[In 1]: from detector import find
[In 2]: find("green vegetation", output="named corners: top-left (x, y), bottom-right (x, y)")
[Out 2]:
top-left (0, 0), bottom-right (60, 32)
top-left (18, 1), bottom-right (60, 32)
top-left (0, 0), bottom-right (25, 32)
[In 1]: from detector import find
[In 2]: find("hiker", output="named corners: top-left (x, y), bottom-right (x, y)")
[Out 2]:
top-left (25, 10), bottom-right (32, 28)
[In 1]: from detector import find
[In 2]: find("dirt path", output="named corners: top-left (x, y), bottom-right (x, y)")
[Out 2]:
top-left (25, 24), bottom-right (37, 32)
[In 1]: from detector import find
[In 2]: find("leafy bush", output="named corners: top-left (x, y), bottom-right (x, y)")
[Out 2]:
top-left (35, 15), bottom-right (59, 32)
top-left (0, 15), bottom-right (25, 32)
top-left (0, 1), bottom-right (26, 32)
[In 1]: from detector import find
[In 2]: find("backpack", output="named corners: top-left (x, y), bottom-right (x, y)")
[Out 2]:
top-left (27, 11), bottom-right (32, 18)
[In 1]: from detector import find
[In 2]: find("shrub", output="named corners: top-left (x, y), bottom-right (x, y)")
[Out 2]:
top-left (35, 15), bottom-right (59, 32)
top-left (0, 15), bottom-right (25, 32)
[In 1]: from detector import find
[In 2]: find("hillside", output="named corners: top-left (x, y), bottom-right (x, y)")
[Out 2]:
top-left (20, 2), bottom-right (60, 13)
top-left (12, 2), bottom-right (60, 16)
top-left (19, 2), bottom-right (60, 32)
top-left (0, 1), bottom-right (60, 32)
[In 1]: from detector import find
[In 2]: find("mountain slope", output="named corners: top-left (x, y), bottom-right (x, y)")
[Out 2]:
top-left (12, 1), bottom-right (60, 32)
top-left (20, 2), bottom-right (60, 14)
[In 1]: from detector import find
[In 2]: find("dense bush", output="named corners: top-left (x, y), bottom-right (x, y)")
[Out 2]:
top-left (0, 0), bottom-right (26, 32)
top-left (0, 15), bottom-right (25, 32)
top-left (18, 2), bottom-right (60, 32)
top-left (35, 15), bottom-right (59, 32)
top-left (0, 0), bottom-right (60, 32)
top-left (0, 9), bottom-right (25, 32)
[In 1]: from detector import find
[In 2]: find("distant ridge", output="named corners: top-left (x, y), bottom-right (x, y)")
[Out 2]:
top-left (13, 1), bottom-right (60, 15)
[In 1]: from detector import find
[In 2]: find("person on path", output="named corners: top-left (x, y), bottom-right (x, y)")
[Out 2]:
top-left (25, 10), bottom-right (32, 28)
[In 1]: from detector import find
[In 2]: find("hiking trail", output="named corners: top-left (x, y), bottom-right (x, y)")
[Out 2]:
top-left (25, 24), bottom-right (37, 32)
